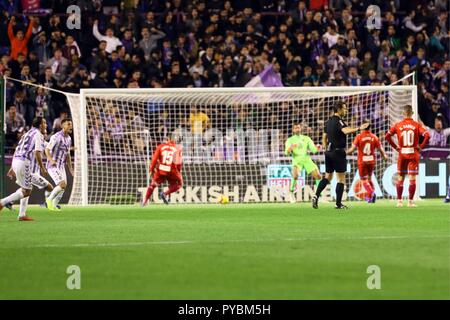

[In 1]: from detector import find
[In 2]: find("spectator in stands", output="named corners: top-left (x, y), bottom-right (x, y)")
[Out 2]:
top-left (8, 16), bottom-right (34, 60)
top-left (5, 105), bottom-right (25, 149)
top-left (93, 20), bottom-right (123, 54)
top-left (45, 48), bottom-right (68, 82)
top-left (422, 116), bottom-right (450, 147)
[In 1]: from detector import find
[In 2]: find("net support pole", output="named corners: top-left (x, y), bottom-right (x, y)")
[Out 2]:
top-left (80, 91), bottom-right (89, 206)
top-left (145, 130), bottom-right (150, 189)
top-left (412, 81), bottom-right (421, 201)
top-left (0, 77), bottom-right (5, 198)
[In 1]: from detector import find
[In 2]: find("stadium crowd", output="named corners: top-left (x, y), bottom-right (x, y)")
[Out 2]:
top-left (1, 0), bottom-right (449, 154)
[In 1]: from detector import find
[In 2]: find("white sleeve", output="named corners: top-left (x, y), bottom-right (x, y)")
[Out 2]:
top-left (443, 128), bottom-right (450, 138)
top-left (93, 23), bottom-right (104, 41)
top-left (34, 133), bottom-right (44, 152)
top-left (46, 135), bottom-right (57, 151)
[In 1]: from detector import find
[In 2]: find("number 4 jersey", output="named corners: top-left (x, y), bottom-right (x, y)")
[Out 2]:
top-left (352, 131), bottom-right (381, 165)
top-left (386, 117), bottom-right (429, 159)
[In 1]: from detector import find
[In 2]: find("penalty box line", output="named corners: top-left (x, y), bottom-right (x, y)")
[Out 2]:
top-left (24, 234), bottom-right (450, 249)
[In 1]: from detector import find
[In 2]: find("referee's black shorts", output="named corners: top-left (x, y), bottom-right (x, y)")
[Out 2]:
top-left (325, 149), bottom-right (347, 173)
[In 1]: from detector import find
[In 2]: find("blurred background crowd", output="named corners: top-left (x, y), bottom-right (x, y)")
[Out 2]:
top-left (1, 0), bottom-right (449, 154)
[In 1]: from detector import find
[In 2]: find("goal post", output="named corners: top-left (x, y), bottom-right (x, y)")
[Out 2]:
top-left (1, 77), bottom-right (419, 205)
top-left (73, 85), bottom-right (417, 205)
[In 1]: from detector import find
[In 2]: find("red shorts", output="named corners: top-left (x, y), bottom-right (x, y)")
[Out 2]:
top-left (397, 155), bottom-right (419, 175)
top-left (152, 171), bottom-right (183, 186)
top-left (358, 163), bottom-right (375, 179)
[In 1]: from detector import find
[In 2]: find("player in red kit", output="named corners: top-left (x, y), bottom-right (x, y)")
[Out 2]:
top-left (142, 136), bottom-right (183, 206)
top-left (346, 120), bottom-right (388, 203)
top-left (385, 105), bottom-right (430, 207)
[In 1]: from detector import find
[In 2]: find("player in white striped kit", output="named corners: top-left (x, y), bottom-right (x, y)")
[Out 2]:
top-left (45, 119), bottom-right (74, 211)
top-left (0, 117), bottom-right (48, 221)
top-left (4, 137), bottom-right (55, 212)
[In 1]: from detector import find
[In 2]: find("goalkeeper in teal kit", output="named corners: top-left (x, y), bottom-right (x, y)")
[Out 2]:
top-left (285, 123), bottom-right (322, 203)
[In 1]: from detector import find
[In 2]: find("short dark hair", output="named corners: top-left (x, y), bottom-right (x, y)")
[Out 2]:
top-left (32, 117), bottom-right (44, 128)
top-left (333, 101), bottom-right (347, 113)
top-left (363, 119), bottom-right (371, 130)
top-left (403, 105), bottom-right (413, 115)
top-left (61, 118), bottom-right (72, 126)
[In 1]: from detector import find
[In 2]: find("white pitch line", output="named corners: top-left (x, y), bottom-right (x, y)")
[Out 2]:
top-left (22, 235), bottom-right (450, 249)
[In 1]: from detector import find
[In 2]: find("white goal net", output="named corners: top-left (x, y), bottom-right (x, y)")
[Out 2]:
top-left (2, 78), bottom-right (418, 205)
top-left (69, 86), bottom-right (416, 205)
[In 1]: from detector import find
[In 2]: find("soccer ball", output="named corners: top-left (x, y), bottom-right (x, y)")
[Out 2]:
top-left (218, 195), bottom-right (230, 204)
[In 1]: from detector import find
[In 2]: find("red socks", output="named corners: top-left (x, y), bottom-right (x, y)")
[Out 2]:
top-left (408, 180), bottom-right (416, 200)
top-left (143, 183), bottom-right (157, 205)
top-left (396, 181), bottom-right (404, 200)
top-left (363, 181), bottom-right (374, 198)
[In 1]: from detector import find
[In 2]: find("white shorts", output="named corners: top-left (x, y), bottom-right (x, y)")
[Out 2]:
top-left (12, 158), bottom-right (32, 190)
top-left (31, 173), bottom-right (50, 189)
top-left (48, 166), bottom-right (67, 186)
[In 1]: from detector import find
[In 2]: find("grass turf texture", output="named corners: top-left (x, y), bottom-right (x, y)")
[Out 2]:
top-left (0, 200), bottom-right (448, 300)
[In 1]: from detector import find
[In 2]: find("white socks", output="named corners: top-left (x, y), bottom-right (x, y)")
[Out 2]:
top-left (48, 186), bottom-right (62, 201)
top-left (45, 190), bottom-right (51, 198)
top-left (48, 186), bottom-right (64, 207)
top-left (0, 189), bottom-right (25, 206)
top-left (53, 189), bottom-right (65, 207)
top-left (19, 197), bottom-right (29, 218)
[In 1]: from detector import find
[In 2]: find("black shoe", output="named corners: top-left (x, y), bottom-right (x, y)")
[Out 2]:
top-left (160, 192), bottom-right (169, 205)
top-left (40, 202), bottom-right (47, 208)
top-left (312, 195), bottom-right (319, 209)
top-left (335, 204), bottom-right (349, 210)
top-left (5, 202), bottom-right (14, 211)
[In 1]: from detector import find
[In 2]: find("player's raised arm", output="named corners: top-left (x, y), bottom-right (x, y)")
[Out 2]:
top-left (342, 122), bottom-right (369, 135)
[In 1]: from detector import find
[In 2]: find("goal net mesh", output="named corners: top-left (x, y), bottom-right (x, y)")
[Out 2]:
top-left (67, 87), bottom-right (414, 205)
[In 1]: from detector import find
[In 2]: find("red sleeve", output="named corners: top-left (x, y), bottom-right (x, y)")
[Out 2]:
top-left (420, 131), bottom-right (430, 149)
top-left (8, 21), bottom-right (14, 41)
top-left (24, 20), bottom-right (33, 42)
top-left (374, 135), bottom-right (381, 149)
top-left (352, 134), bottom-right (359, 147)
top-left (385, 126), bottom-right (398, 150)
top-left (150, 145), bottom-right (161, 174)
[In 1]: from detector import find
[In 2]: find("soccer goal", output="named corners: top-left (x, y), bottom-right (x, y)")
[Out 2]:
top-left (1, 77), bottom-right (418, 205)
top-left (68, 85), bottom-right (417, 205)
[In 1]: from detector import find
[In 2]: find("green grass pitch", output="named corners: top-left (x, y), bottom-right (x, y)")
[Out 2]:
top-left (0, 199), bottom-right (449, 300)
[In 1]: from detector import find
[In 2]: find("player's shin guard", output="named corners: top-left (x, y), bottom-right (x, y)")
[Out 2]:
top-left (336, 183), bottom-right (344, 206)
top-left (315, 178), bottom-right (329, 197)
top-left (396, 181), bottom-right (404, 200)
top-left (0, 189), bottom-right (25, 206)
top-left (165, 183), bottom-right (181, 195)
top-left (19, 197), bottom-right (29, 218)
top-left (408, 180), bottom-right (416, 201)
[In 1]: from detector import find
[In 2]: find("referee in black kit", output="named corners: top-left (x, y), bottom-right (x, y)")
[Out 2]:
top-left (312, 101), bottom-right (369, 209)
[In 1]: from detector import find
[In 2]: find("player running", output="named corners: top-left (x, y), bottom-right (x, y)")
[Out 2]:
top-left (385, 105), bottom-right (430, 207)
top-left (346, 120), bottom-right (388, 203)
top-left (5, 136), bottom-right (55, 212)
top-left (0, 117), bottom-right (47, 221)
top-left (142, 136), bottom-right (183, 206)
top-left (285, 123), bottom-right (322, 203)
top-left (45, 119), bottom-right (74, 211)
